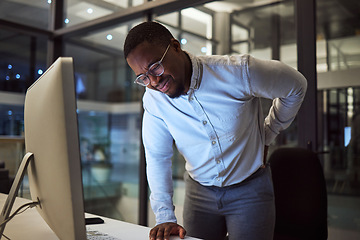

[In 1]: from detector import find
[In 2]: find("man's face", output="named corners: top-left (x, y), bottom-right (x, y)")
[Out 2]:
top-left (126, 40), bottom-right (189, 98)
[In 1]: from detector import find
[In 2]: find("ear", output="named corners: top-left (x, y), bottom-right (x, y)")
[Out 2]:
top-left (170, 38), bottom-right (182, 52)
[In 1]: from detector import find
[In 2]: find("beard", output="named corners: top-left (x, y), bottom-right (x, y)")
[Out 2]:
top-left (157, 75), bottom-right (186, 99)
top-left (168, 81), bottom-right (185, 98)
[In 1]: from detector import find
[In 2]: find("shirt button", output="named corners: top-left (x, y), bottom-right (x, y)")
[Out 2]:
top-left (216, 177), bottom-right (221, 181)
top-left (212, 141), bottom-right (216, 145)
top-left (203, 120), bottom-right (207, 125)
top-left (190, 97), bottom-right (194, 101)
top-left (216, 160), bottom-right (221, 164)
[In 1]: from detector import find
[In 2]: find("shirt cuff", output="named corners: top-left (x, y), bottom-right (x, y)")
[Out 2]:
top-left (154, 209), bottom-right (177, 225)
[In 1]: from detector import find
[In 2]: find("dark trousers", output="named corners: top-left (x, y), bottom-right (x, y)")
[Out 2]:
top-left (183, 165), bottom-right (275, 240)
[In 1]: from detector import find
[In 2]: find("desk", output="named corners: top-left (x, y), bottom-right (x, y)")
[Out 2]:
top-left (0, 194), bottom-right (200, 240)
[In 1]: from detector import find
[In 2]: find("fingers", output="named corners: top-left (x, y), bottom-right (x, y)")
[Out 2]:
top-left (178, 226), bottom-right (187, 239)
top-left (170, 226), bottom-right (186, 239)
top-left (157, 228), bottom-right (165, 240)
top-left (149, 222), bottom-right (186, 240)
top-left (149, 226), bottom-right (159, 240)
top-left (263, 145), bottom-right (269, 166)
top-left (163, 226), bottom-right (172, 240)
top-left (149, 224), bottom-right (170, 240)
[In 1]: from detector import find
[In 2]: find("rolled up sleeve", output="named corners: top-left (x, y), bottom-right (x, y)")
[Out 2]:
top-left (247, 56), bottom-right (307, 145)
top-left (142, 107), bottom-right (177, 225)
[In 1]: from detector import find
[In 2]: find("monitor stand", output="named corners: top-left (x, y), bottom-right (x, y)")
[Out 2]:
top-left (0, 152), bottom-right (34, 237)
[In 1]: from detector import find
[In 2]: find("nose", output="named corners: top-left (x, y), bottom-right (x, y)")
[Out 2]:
top-left (149, 75), bottom-right (162, 87)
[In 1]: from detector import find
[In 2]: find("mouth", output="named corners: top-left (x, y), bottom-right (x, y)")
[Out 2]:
top-left (157, 78), bottom-right (171, 93)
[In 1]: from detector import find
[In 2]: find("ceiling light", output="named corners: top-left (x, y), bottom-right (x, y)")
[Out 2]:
top-left (64, 18), bottom-right (70, 24)
top-left (16, 74), bottom-right (21, 79)
top-left (106, 34), bottom-right (113, 40)
top-left (181, 38), bottom-right (187, 45)
top-left (7, 64), bottom-right (12, 70)
top-left (71, 3), bottom-right (112, 20)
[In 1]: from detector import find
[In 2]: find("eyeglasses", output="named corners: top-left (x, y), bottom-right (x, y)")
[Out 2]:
top-left (134, 44), bottom-right (170, 87)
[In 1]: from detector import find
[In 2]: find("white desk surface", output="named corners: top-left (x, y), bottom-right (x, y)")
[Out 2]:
top-left (0, 194), bottom-right (200, 240)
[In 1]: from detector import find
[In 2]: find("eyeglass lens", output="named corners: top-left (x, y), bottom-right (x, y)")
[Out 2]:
top-left (135, 44), bottom-right (170, 86)
top-left (136, 63), bottom-right (163, 85)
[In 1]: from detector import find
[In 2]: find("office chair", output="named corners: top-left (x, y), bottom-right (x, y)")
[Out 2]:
top-left (268, 147), bottom-right (328, 240)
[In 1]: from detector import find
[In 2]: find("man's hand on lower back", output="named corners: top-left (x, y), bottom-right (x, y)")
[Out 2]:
top-left (262, 145), bottom-right (269, 168)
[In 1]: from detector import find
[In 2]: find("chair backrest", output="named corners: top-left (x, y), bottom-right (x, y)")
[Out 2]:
top-left (268, 147), bottom-right (328, 240)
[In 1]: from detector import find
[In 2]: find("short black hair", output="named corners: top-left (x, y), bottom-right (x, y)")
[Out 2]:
top-left (123, 21), bottom-right (174, 59)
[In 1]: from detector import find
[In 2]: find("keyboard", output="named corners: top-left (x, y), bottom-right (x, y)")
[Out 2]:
top-left (87, 227), bottom-right (122, 240)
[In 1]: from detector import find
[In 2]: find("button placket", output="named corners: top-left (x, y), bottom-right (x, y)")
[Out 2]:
top-left (187, 93), bottom-right (224, 186)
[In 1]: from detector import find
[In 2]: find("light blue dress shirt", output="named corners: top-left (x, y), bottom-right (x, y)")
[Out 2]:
top-left (142, 53), bottom-right (307, 225)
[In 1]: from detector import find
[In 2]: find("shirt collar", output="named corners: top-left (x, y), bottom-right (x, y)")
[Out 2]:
top-left (185, 52), bottom-right (202, 100)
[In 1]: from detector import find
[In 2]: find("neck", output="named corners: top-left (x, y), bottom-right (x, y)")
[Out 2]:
top-left (183, 51), bottom-right (193, 93)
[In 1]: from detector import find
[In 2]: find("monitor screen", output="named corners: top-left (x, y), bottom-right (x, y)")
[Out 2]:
top-left (0, 57), bottom-right (87, 239)
top-left (344, 126), bottom-right (351, 147)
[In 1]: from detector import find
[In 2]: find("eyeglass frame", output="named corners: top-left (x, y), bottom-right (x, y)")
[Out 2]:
top-left (134, 44), bottom-right (171, 87)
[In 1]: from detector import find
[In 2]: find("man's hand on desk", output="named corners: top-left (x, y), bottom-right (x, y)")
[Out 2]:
top-left (149, 222), bottom-right (186, 240)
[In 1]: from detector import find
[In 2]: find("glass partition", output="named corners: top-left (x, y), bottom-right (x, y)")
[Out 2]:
top-left (230, 0), bottom-right (298, 152)
top-left (64, 0), bottom-right (145, 27)
top-left (0, 29), bottom-right (48, 94)
top-left (63, 18), bottom-right (143, 223)
top-left (0, 0), bottom-right (50, 29)
top-left (78, 108), bottom-right (141, 224)
top-left (65, 20), bottom-right (143, 102)
top-left (316, 0), bottom-right (360, 234)
top-left (318, 86), bottom-right (360, 232)
top-left (328, 36), bottom-right (360, 71)
top-left (0, 104), bottom-right (24, 136)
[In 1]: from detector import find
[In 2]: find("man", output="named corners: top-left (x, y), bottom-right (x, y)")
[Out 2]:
top-left (124, 21), bottom-right (307, 240)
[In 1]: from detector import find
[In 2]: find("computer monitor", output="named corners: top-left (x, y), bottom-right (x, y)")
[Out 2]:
top-left (0, 57), bottom-right (87, 239)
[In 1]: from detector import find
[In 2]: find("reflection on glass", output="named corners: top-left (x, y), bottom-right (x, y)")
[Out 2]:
top-left (230, 0), bottom-right (298, 151)
top-left (316, 38), bottom-right (328, 72)
top-left (320, 87), bottom-right (360, 195)
top-left (0, 29), bottom-right (47, 93)
top-left (155, 9), bottom-right (214, 56)
top-left (78, 109), bottom-right (141, 224)
top-left (156, 12), bottom-right (179, 27)
top-left (181, 8), bottom-right (212, 39)
top-left (328, 36), bottom-right (360, 71)
top-left (232, 42), bottom-right (248, 55)
top-left (65, 20), bottom-right (143, 103)
top-left (64, 0), bottom-right (145, 27)
top-left (0, 0), bottom-right (50, 29)
top-left (318, 85), bottom-right (360, 232)
top-left (231, 24), bottom-right (248, 42)
top-left (181, 33), bottom-right (212, 56)
top-left (0, 104), bottom-right (24, 136)
top-left (280, 44), bottom-right (297, 69)
top-left (63, 18), bottom-right (144, 223)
